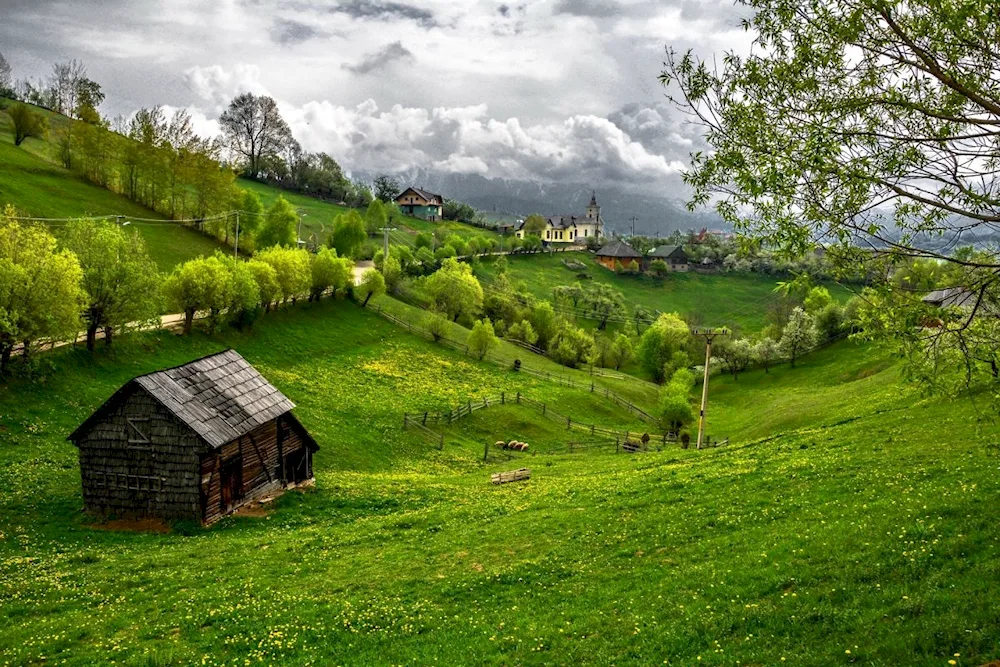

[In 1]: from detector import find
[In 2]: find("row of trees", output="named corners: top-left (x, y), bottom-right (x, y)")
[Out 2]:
top-left (0, 207), bottom-right (384, 376)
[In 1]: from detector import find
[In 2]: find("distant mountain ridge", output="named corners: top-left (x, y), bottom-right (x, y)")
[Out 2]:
top-left (353, 168), bottom-right (726, 236)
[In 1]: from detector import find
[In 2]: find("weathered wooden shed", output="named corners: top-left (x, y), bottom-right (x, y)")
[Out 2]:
top-left (68, 349), bottom-right (319, 525)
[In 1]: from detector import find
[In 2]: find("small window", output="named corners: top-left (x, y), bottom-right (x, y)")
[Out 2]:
top-left (126, 418), bottom-right (152, 449)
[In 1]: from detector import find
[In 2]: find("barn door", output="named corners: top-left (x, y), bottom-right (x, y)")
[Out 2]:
top-left (220, 456), bottom-right (243, 511)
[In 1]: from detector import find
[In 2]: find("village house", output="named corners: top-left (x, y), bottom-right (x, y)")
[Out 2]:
top-left (646, 245), bottom-right (690, 272)
top-left (395, 187), bottom-right (444, 221)
top-left (595, 238), bottom-right (642, 270)
top-left (515, 191), bottom-right (605, 244)
top-left (68, 350), bottom-right (319, 525)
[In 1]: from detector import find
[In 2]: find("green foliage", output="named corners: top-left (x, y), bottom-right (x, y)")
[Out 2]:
top-left (255, 245), bottom-right (311, 304)
top-left (162, 256), bottom-right (233, 334)
top-left (0, 213), bottom-right (84, 369)
top-left (442, 198), bottom-right (476, 222)
top-left (310, 247), bottom-right (353, 301)
top-left (358, 268), bottom-right (386, 307)
top-left (232, 188), bottom-right (263, 250)
top-left (414, 232), bottom-right (434, 250)
top-left (580, 283), bottom-right (626, 330)
top-left (549, 324), bottom-right (595, 368)
top-left (467, 318), bottom-right (499, 360)
top-left (329, 210), bottom-right (367, 259)
top-left (528, 301), bottom-right (559, 350)
top-left (373, 174), bottom-right (400, 202)
top-left (61, 219), bottom-right (161, 349)
top-left (506, 319), bottom-right (538, 346)
top-left (648, 258), bottom-right (669, 277)
top-left (803, 286), bottom-right (833, 313)
top-left (257, 195), bottom-right (299, 249)
top-left (658, 367), bottom-right (696, 431)
top-left (752, 336), bottom-right (779, 373)
top-left (246, 258), bottom-right (280, 310)
top-left (213, 252), bottom-right (261, 329)
top-left (637, 312), bottom-right (692, 383)
top-left (611, 333), bottom-right (634, 370)
top-left (779, 307), bottom-right (819, 367)
top-left (443, 234), bottom-right (467, 257)
top-left (365, 199), bottom-right (387, 236)
top-left (415, 246), bottom-right (437, 271)
top-left (715, 337), bottom-right (754, 380)
top-left (434, 245), bottom-right (457, 261)
top-left (425, 258), bottom-right (483, 323)
top-left (382, 255), bottom-right (403, 293)
top-left (7, 103), bottom-right (47, 146)
top-left (522, 214), bottom-right (547, 236)
top-left (424, 310), bottom-right (449, 342)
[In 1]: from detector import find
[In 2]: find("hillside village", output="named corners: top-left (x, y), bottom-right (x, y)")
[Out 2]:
top-left (1, 4), bottom-right (1000, 666)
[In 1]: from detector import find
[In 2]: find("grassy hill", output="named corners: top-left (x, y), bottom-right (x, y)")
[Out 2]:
top-left (240, 177), bottom-right (500, 248)
top-left (479, 250), bottom-right (854, 332)
top-left (0, 109), bottom-right (225, 272)
top-left (0, 298), bottom-right (997, 665)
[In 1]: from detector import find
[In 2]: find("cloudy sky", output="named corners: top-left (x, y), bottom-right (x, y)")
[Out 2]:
top-left (1, 0), bottom-right (750, 196)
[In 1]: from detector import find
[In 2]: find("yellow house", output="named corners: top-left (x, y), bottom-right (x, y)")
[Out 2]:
top-left (515, 192), bottom-right (605, 244)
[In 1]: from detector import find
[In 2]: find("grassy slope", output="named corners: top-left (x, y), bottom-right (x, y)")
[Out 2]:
top-left (0, 300), bottom-right (998, 665)
top-left (241, 177), bottom-right (500, 248)
top-left (0, 111), bottom-right (225, 272)
top-left (480, 251), bottom-right (853, 331)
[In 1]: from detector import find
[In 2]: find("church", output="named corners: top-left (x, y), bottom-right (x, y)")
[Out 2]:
top-left (514, 192), bottom-right (605, 245)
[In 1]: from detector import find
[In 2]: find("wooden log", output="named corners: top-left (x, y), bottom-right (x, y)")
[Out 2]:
top-left (490, 468), bottom-right (531, 485)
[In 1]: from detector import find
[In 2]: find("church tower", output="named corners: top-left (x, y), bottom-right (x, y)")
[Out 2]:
top-left (586, 191), bottom-right (601, 221)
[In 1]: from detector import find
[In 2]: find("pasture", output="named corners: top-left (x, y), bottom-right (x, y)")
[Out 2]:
top-left (479, 250), bottom-right (854, 332)
top-left (0, 298), bottom-right (997, 665)
top-left (0, 111), bottom-right (224, 272)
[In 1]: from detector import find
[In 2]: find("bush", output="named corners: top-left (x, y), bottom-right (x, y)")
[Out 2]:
top-left (468, 318), bottom-right (499, 360)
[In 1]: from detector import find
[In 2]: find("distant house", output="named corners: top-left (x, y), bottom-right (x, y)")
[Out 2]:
top-left (515, 191), bottom-right (605, 244)
top-left (922, 287), bottom-right (978, 309)
top-left (395, 187), bottom-right (444, 221)
top-left (595, 238), bottom-right (641, 270)
top-left (647, 245), bottom-right (689, 272)
top-left (69, 350), bottom-right (319, 525)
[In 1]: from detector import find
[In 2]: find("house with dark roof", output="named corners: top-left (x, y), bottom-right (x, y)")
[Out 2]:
top-left (515, 191), bottom-right (605, 244)
top-left (395, 187), bottom-right (444, 221)
top-left (595, 238), bottom-right (641, 270)
top-left (646, 245), bottom-right (689, 272)
top-left (921, 287), bottom-right (979, 310)
top-left (69, 350), bottom-right (319, 525)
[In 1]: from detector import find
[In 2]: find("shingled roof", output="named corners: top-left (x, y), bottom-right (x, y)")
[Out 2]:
top-left (397, 187), bottom-right (443, 205)
top-left (648, 245), bottom-right (687, 260)
top-left (596, 238), bottom-right (641, 259)
top-left (69, 350), bottom-right (300, 449)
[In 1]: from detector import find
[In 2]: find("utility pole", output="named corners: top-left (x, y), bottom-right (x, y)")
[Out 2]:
top-left (629, 216), bottom-right (638, 237)
top-left (380, 226), bottom-right (397, 259)
top-left (693, 327), bottom-right (728, 449)
top-left (233, 211), bottom-right (240, 258)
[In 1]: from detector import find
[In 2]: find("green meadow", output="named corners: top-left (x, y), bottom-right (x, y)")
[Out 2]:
top-left (0, 298), bottom-right (997, 666)
top-left (479, 250), bottom-right (855, 332)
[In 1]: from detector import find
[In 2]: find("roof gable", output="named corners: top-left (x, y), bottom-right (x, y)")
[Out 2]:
top-left (396, 187), bottom-right (443, 205)
top-left (69, 350), bottom-right (297, 448)
top-left (649, 245), bottom-right (687, 260)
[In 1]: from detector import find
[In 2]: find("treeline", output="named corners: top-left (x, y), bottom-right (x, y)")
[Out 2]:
top-left (0, 209), bottom-right (379, 376)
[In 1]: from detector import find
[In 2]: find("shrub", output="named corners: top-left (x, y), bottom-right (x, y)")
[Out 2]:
top-left (468, 318), bottom-right (499, 360)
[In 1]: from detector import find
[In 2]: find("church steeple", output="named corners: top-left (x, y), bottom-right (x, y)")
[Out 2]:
top-left (586, 191), bottom-right (600, 220)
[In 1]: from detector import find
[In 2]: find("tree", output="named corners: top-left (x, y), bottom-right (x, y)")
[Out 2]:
top-left (507, 320), bottom-right (538, 346)
top-left (310, 247), bottom-right (353, 301)
top-left (553, 284), bottom-right (585, 310)
top-left (425, 311), bottom-right (449, 342)
top-left (258, 196), bottom-right (298, 248)
top-left (381, 255), bottom-right (403, 293)
top-left (373, 174), bottom-right (401, 202)
top-left (414, 232), bottom-right (434, 250)
top-left (214, 252), bottom-right (261, 329)
top-left (636, 312), bottom-right (692, 382)
top-left (752, 337), bottom-right (779, 374)
top-left (468, 318), bottom-right (499, 360)
top-left (162, 257), bottom-right (233, 334)
top-left (648, 258), bottom-right (669, 277)
top-left (0, 52), bottom-right (11, 95)
top-left (247, 259), bottom-right (281, 311)
top-left (550, 324), bottom-right (596, 368)
top-left (219, 93), bottom-right (293, 179)
top-left (803, 287), bottom-right (833, 314)
top-left (358, 268), bottom-right (385, 307)
top-left (715, 337), bottom-right (754, 380)
top-left (581, 283), bottom-right (626, 330)
top-left (7, 103), bottom-right (47, 146)
top-left (425, 258), bottom-right (483, 322)
top-left (49, 59), bottom-right (87, 116)
top-left (365, 200), bottom-right (387, 236)
top-left (328, 210), bottom-right (367, 258)
top-left (62, 220), bottom-right (161, 350)
top-left (232, 189), bottom-right (264, 252)
top-left (0, 212), bottom-right (84, 371)
top-left (658, 368), bottom-right (696, 433)
top-left (255, 246), bottom-right (311, 304)
top-left (662, 0), bottom-right (1000, 393)
top-left (522, 214), bottom-right (547, 237)
top-left (529, 301), bottom-right (559, 349)
top-left (779, 308), bottom-right (819, 368)
top-left (610, 333), bottom-right (634, 370)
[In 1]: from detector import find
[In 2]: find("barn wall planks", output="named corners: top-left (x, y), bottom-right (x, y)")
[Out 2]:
top-left (77, 389), bottom-right (203, 520)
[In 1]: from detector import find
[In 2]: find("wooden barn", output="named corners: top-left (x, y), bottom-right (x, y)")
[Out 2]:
top-left (68, 350), bottom-right (319, 525)
top-left (595, 238), bottom-right (642, 270)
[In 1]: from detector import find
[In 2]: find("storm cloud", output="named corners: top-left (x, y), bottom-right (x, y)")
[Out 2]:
top-left (342, 42), bottom-right (414, 75)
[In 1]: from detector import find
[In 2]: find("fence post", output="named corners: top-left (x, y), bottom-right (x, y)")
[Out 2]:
top-left (440, 433), bottom-right (444, 450)
top-left (567, 416), bottom-right (571, 430)
top-left (468, 400), bottom-right (472, 414)
top-left (542, 403), bottom-right (546, 416)
top-left (616, 437), bottom-right (620, 453)
top-left (483, 439), bottom-right (489, 461)
top-left (591, 382), bottom-right (594, 392)
top-left (501, 391), bottom-right (505, 404)
top-left (403, 413), bottom-right (407, 428)
top-left (517, 392), bottom-right (521, 404)
top-left (423, 411), bottom-right (428, 426)
top-left (591, 424), bottom-right (595, 436)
